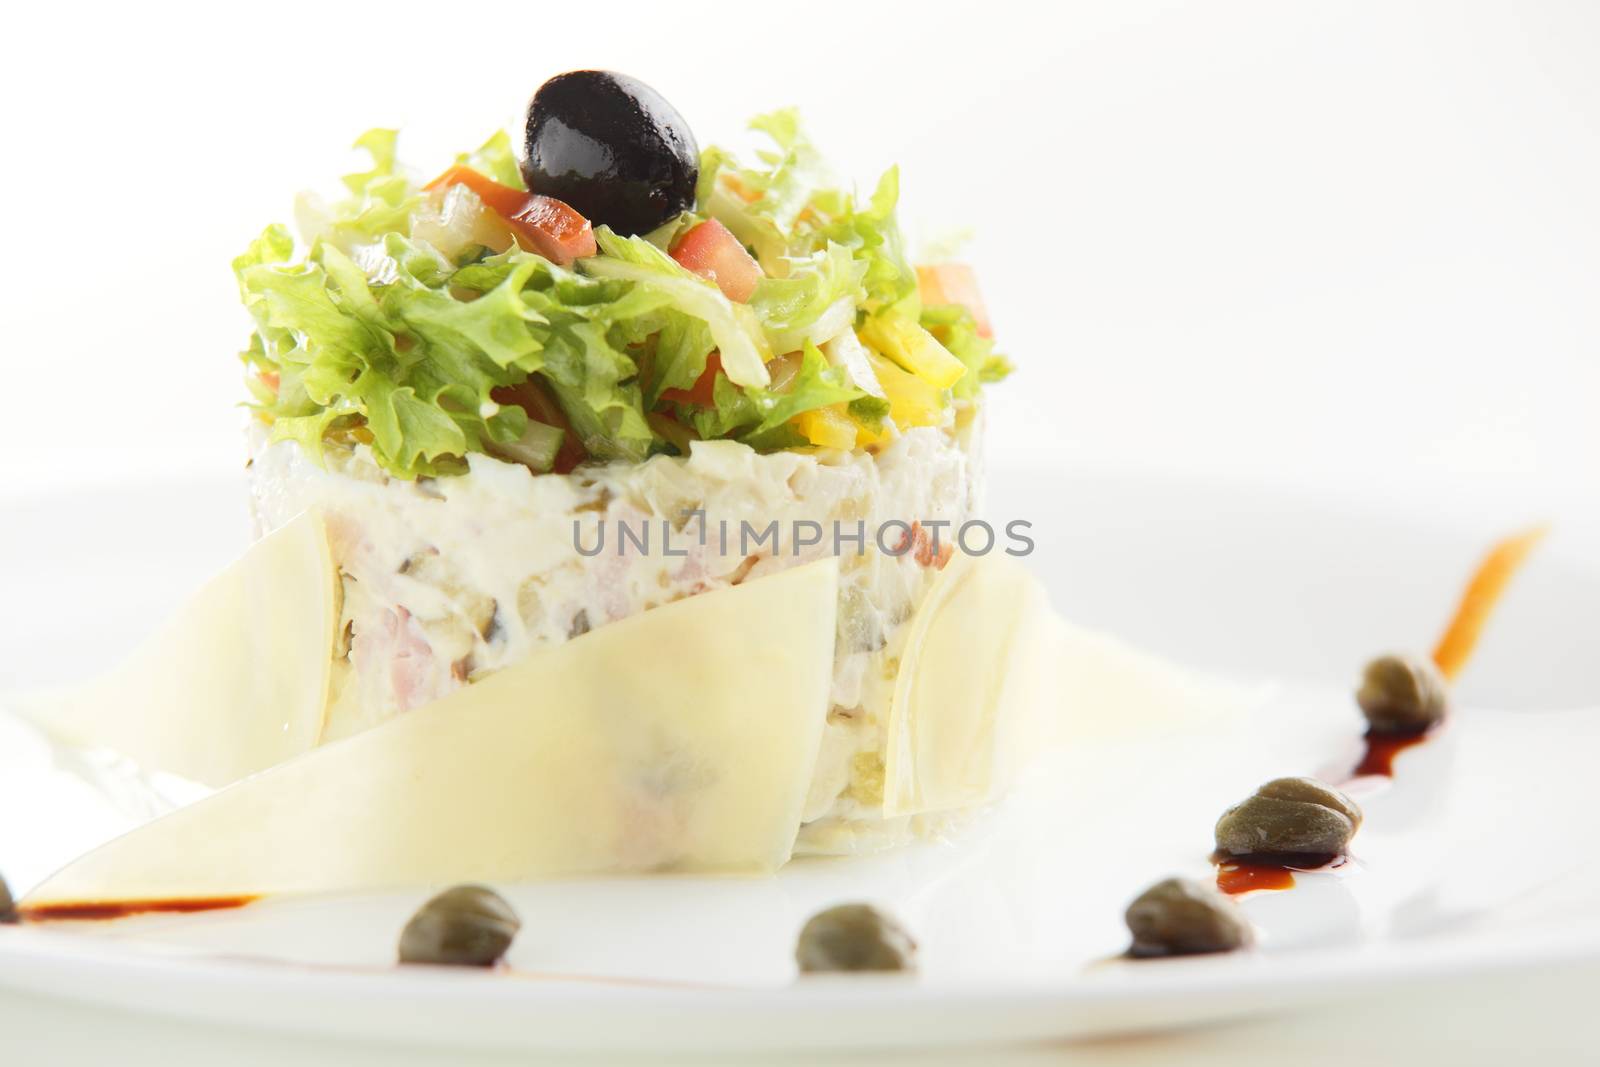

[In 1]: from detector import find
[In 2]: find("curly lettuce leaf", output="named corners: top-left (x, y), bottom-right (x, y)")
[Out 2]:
top-left (920, 304), bottom-right (1013, 400)
top-left (237, 227), bottom-right (664, 476)
top-left (813, 166), bottom-right (918, 314)
top-left (701, 112), bottom-right (916, 315)
top-left (307, 129), bottom-right (421, 251)
top-left (237, 118), bottom-right (1010, 480)
top-left (583, 228), bottom-right (772, 388)
top-left (742, 109), bottom-right (831, 234)
top-left (455, 130), bottom-right (526, 191)
top-left (748, 242), bottom-right (866, 355)
top-left (687, 341), bottom-right (863, 446)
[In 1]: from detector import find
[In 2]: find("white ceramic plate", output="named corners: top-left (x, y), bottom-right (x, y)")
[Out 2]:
top-left (0, 469), bottom-right (1596, 1054)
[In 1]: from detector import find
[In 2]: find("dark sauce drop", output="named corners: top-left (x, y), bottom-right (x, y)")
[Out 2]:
top-left (20, 895), bottom-right (258, 922)
top-left (1212, 852), bottom-right (1344, 896)
top-left (1351, 725), bottom-right (1435, 779)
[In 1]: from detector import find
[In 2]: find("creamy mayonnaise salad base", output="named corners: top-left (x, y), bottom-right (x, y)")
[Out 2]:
top-left (248, 405), bottom-right (984, 853)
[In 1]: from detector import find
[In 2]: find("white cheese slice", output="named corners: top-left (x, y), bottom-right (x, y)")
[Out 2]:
top-left (882, 553), bottom-right (1048, 817)
top-left (24, 557), bottom-right (839, 905)
top-left (883, 553), bottom-right (1259, 817)
top-left (17, 511), bottom-right (337, 790)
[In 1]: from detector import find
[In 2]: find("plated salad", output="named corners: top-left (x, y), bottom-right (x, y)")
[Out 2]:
top-left (0, 71), bottom-right (1573, 1049)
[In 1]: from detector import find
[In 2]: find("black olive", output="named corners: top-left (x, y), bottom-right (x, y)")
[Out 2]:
top-left (523, 71), bottom-right (699, 237)
top-left (1124, 877), bottom-right (1251, 958)
top-left (1214, 777), bottom-right (1362, 858)
top-left (398, 885), bottom-right (520, 967)
top-left (1357, 653), bottom-right (1449, 734)
top-left (795, 903), bottom-right (917, 973)
top-left (0, 872), bottom-right (15, 924)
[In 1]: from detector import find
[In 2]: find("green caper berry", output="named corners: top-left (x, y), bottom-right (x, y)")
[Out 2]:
top-left (1125, 877), bottom-right (1252, 958)
top-left (398, 885), bottom-right (520, 967)
top-left (1255, 777), bottom-right (1363, 831)
top-left (0, 873), bottom-right (15, 924)
top-left (1357, 653), bottom-right (1448, 734)
top-left (795, 903), bottom-right (917, 973)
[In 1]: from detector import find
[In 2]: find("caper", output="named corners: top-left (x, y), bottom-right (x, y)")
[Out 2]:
top-left (1124, 877), bottom-right (1252, 958)
top-left (1215, 777), bottom-right (1362, 858)
top-left (1357, 653), bottom-right (1449, 734)
top-left (398, 885), bottom-right (520, 967)
top-left (1255, 776), bottom-right (1363, 830)
top-left (795, 903), bottom-right (917, 973)
top-left (0, 872), bottom-right (15, 924)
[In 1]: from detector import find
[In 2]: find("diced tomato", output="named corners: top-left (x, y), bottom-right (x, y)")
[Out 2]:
top-left (916, 263), bottom-right (992, 338)
top-left (425, 166), bottom-right (596, 267)
top-left (670, 219), bottom-right (762, 302)
top-left (660, 352), bottom-right (723, 408)
top-left (490, 380), bottom-right (586, 474)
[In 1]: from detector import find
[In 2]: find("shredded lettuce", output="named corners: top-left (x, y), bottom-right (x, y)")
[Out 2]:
top-left (812, 167), bottom-right (919, 314)
top-left (310, 129), bottom-right (420, 251)
top-left (686, 342), bottom-right (864, 446)
top-left (581, 228), bottom-right (772, 388)
top-left (748, 242), bottom-right (866, 355)
top-left (235, 115), bottom-right (1010, 481)
top-left (237, 139), bottom-right (667, 476)
top-left (920, 304), bottom-right (1014, 399)
top-left (700, 113), bottom-right (917, 314)
top-left (455, 130), bottom-right (526, 191)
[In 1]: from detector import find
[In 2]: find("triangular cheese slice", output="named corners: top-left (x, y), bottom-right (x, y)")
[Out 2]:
top-left (883, 553), bottom-right (1258, 816)
top-left (17, 511), bottom-right (337, 789)
top-left (24, 557), bottom-right (838, 905)
top-left (882, 553), bottom-right (1049, 816)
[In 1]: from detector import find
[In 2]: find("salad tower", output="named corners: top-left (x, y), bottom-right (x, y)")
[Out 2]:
top-left (236, 71), bottom-right (1012, 854)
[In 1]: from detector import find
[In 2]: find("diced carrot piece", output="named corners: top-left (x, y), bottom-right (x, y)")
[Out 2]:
top-left (508, 195), bottom-right (596, 266)
top-left (1431, 526), bottom-right (1549, 681)
top-left (425, 166), bottom-right (595, 266)
top-left (424, 166), bottom-right (528, 219)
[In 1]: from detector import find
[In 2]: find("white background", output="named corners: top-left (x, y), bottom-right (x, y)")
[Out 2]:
top-left (1, 0), bottom-right (1596, 510)
top-left (1, 3), bottom-right (1597, 1064)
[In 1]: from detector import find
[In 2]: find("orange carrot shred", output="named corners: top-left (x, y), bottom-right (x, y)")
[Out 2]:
top-left (1431, 525), bottom-right (1549, 681)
